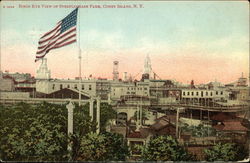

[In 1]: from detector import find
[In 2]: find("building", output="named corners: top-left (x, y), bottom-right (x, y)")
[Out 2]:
top-left (0, 77), bottom-right (14, 92)
top-left (181, 88), bottom-right (230, 104)
top-left (1, 71), bottom-right (35, 93)
top-left (110, 81), bottom-right (150, 100)
top-left (36, 58), bottom-right (97, 97)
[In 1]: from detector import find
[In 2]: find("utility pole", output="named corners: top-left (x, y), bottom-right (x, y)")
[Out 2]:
top-left (140, 105), bottom-right (143, 126)
top-left (89, 97), bottom-right (94, 121)
top-left (176, 107), bottom-right (184, 139)
top-left (96, 96), bottom-right (101, 134)
top-left (140, 96), bottom-right (143, 126)
top-left (136, 105), bottom-right (140, 131)
top-left (176, 108), bottom-right (180, 139)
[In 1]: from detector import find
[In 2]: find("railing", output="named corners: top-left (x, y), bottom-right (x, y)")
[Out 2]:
top-left (115, 101), bottom-right (248, 112)
top-left (153, 103), bottom-right (248, 112)
top-left (0, 98), bottom-right (109, 105)
top-left (1, 97), bottom-right (247, 112)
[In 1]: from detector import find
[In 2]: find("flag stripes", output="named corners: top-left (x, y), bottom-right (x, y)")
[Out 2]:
top-left (35, 8), bottom-right (78, 62)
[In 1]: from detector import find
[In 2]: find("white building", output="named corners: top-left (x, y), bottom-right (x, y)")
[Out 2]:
top-left (181, 88), bottom-right (230, 101)
top-left (36, 58), bottom-right (97, 97)
top-left (110, 81), bottom-right (150, 100)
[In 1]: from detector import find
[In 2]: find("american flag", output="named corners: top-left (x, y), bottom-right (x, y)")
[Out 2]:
top-left (35, 8), bottom-right (78, 62)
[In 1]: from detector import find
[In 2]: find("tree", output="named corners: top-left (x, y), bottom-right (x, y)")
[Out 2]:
top-left (102, 132), bottom-right (129, 161)
top-left (0, 102), bottom-right (68, 161)
top-left (79, 102), bottom-right (116, 132)
top-left (0, 102), bottom-right (120, 161)
top-left (77, 132), bottom-right (129, 161)
top-left (142, 135), bottom-right (193, 161)
top-left (204, 142), bottom-right (248, 161)
top-left (99, 103), bottom-right (116, 132)
top-left (181, 123), bottom-right (217, 137)
top-left (0, 102), bottom-right (96, 161)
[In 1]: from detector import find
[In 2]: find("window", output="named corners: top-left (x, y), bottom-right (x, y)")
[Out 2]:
top-left (52, 84), bottom-right (55, 90)
top-left (74, 84), bottom-right (77, 89)
top-left (82, 84), bottom-right (84, 90)
top-left (183, 92), bottom-right (185, 96)
top-left (196, 92), bottom-right (199, 96)
top-left (89, 85), bottom-right (92, 90)
top-left (187, 92), bottom-right (190, 96)
top-left (144, 87), bottom-right (147, 90)
top-left (221, 91), bottom-right (223, 95)
top-left (60, 84), bottom-right (63, 90)
top-left (191, 92), bottom-right (194, 96)
top-left (201, 91), bottom-right (203, 97)
top-left (210, 92), bottom-right (213, 96)
top-left (67, 85), bottom-right (70, 88)
top-left (216, 91), bottom-right (218, 95)
top-left (206, 92), bottom-right (208, 96)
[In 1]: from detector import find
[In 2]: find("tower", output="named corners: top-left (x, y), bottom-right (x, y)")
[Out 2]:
top-left (36, 58), bottom-right (51, 94)
top-left (36, 58), bottom-right (51, 79)
top-left (237, 72), bottom-right (247, 87)
top-left (123, 72), bottom-right (128, 81)
top-left (142, 54), bottom-right (152, 80)
top-left (113, 61), bottom-right (119, 81)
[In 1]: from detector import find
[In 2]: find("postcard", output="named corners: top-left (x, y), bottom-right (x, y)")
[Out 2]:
top-left (0, 0), bottom-right (249, 162)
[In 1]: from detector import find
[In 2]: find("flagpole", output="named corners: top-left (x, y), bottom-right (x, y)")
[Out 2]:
top-left (78, 8), bottom-right (82, 106)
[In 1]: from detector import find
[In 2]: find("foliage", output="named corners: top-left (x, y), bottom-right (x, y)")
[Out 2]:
top-left (99, 103), bottom-right (116, 132)
top-left (204, 143), bottom-right (248, 161)
top-left (77, 132), bottom-right (129, 161)
top-left (181, 123), bottom-right (217, 137)
top-left (77, 132), bottom-right (107, 161)
top-left (79, 102), bottom-right (116, 132)
top-left (0, 102), bottom-right (96, 161)
top-left (0, 102), bottom-right (121, 161)
top-left (142, 135), bottom-right (193, 161)
top-left (70, 103), bottom-right (97, 160)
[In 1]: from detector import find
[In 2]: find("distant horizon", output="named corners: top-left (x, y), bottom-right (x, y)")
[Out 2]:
top-left (1, 61), bottom-right (247, 86)
top-left (1, 1), bottom-right (249, 85)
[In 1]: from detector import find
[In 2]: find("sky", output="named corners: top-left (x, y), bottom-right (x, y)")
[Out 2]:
top-left (0, 1), bottom-right (249, 84)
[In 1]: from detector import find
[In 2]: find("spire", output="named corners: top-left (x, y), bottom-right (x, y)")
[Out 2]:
top-left (143, 53), bottom-right (152, 78)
